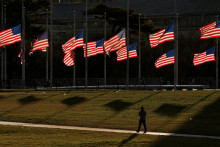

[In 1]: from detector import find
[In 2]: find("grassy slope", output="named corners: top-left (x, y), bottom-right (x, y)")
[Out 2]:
top-left (0, 90), bottom-right (220, 137)
top-left (0, 125), bottom-right (220, 147)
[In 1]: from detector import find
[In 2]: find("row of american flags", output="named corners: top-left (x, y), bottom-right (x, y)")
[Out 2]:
top-left (62, 29), bottom-right (136, 66)
top-left (150, 20), bottom-right (218, 68)
top-left (0, 20), bottom-right (218, 68)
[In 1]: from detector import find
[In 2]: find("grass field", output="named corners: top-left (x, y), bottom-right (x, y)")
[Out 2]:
top-left (1, 125), bottom-right (220, 147)
top-left (0, 89), bottom-right (220, 146)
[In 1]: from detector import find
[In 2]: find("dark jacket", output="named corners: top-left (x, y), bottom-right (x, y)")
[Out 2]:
top-left (139, 110), bottom-right (146, 120)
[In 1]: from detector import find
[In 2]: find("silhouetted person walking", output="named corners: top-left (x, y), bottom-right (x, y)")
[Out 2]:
top-left (136, 106), bottom-right (147, 133)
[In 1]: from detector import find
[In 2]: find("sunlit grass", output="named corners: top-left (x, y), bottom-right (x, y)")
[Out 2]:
top-left (0, 125), bottom-right (220, 147)
top-left (0, 90), bottom-right (219, 136)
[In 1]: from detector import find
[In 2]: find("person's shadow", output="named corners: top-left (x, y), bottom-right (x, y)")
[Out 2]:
top-left (118, 134), bottom-right (138, 147)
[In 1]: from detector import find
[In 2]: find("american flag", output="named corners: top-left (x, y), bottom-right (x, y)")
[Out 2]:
top-left (62, 31), bottom-right (83, 66)
top-left (0, 24), bottom-right (21, 47)
top-left (200, 20), bottom-right (220, 39)
top-left (96, 39), bottom-right (104, 54)
top-left (116, 43), bottom-right (138, 61)
top-left (29, 31), bottom-right (49, 55)
top-left (149, 24), bottom-right (174, 48)
top-left (193, 47), bottom-right (215, 66)
top-left (83, 41), bottom-right (97, 57)
top-left (155, 49), bottom-right (175, 68)
top-left (63, 51), bottom-right (75, 66)
top-left (62, 31), bottom-right (84, 54)
top-left (104, 29), bottom-right (126, 55)
top-left (83, 39), bottom-right (104, 57)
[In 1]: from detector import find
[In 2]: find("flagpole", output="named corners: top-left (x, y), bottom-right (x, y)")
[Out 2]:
top-left (174, 13), bottom-right (178, 90)
top-left (174, 1), bottom-right (178, 90)
top-left (22, 1), bottom-right (25, 89)
top-left (138, 13), bottom-right (141, 81)
top-left (46, 9), bottom-right (49, 82)
top-left (104, 12), bottom-right (107, 86)
top-left (50, 0), bottom-right (53, 88)
top-left (216, 14), bottom-right (219, 89)
top-left (3, 4), bottom-right (6, 88)
top-left (73, 10), bottom-right (76, 87)
top-left (85, 0), bottom-right (88, 89)
top-left (126, 0), bottom-right (129, 88)
top-left (1, 2), bottom-right (3, 87)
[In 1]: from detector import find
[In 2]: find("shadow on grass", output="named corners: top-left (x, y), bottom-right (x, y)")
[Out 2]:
top-left (61, 96), bottom-right (87, 106)
top-left (0, 94), bottom-right (59, 119)
top-left (41, 96), bottom-right (86, 120)
top-left (42, 97), bottom-right (87, 121)
top-left (154, 104), bottom-right (186, 117)
top-left (118, 134), bottom-right (138, 147)
top-left (105, 92), bottom-right (161, 112)
top-left (176, 91), bottom-right (219, 117)
top-left (152, 91), bottom-right (220, 133)
top-left (101, 92), bottom-right (161, 123)
top-left (151, 96), bottom-right (220, 147)
top-left (18, 96), bottom-right (41, 105)
top-left (105, 100), bottom-right (133, 111)
top-left (176, 96), bottom-right (220, 136)
top-left (1, 95), bottom-right (43, 117)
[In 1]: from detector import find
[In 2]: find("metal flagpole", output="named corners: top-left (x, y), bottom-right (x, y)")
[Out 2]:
top-left (1, 2), bottom-right (3, 87)
top-left (104, 12), bottom-right (106, 86)
top-left (174, 13), bottom-right (178, 90)
top-left (73, 10), bottom-right (76, 87)
top-left (50, 0), bottom-right (53, 88)
top-left (3, 4), bottom-right (6, 88)
top-left (138, 13), bottom-right (141, 81)
top-left (216, 14), bottom-right (219, 89)
top-left (46, 9), bottom-right (49, 82)
top-left (22, 1), bottom-right (25, 89)
top-left (174, 0), bottom-right (178, 90)
top-left (85, 0), bottom-right (88, 89)
top-left (126, 0), bottom-right (129, 88)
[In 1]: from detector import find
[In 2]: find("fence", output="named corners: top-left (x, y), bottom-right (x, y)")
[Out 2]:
top-left (0, 77), bottom-right (216, 90)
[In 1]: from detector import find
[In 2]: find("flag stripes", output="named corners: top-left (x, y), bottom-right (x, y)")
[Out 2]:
top-left (155, 49), bottom-right (175, 68)
top-left (1, 20), bottom-right (219, 74)
top-left (83, 41), bottom-right (97, 57)
top-left (0, 24), bottom-right (21, 47)
top-left (104, 29), bottom-right (126, 55)
top-left (193, 47), bottom-right (215, 66)
top-left (96, 46), bottom-right (104, 54)
top-left (116, 43), bottom-right (137, 61)
top-left (200, 20), bottom-right (220, 39)
top-left (62, 31), bottom-right (84, 66)
top-left (63, 51), bottom-right (75, 66)
top-left (149, 24), bottom-right (174, 48)
top-left (62, 37), bottom-right (84, 54)
top-left (29, 32), bottom-right (49, 55)
top-left (62, 31), bottom-right (84, 54)
top-left (83, 39), bottom-right (104, 57)
top-left (96, 39), bottom-right (104, 54)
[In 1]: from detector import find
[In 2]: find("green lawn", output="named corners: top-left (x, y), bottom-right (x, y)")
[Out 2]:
top-left (0, 90), bottom-right (220, 137)
top-left (0, 125), bottom-right (220, 147)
